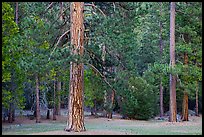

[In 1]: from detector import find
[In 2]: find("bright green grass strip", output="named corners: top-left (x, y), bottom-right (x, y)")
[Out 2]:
top-left (2, 120), bottom-right (202, 135)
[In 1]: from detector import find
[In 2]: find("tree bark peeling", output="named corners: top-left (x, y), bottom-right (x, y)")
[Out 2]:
top-left (65, 2), bottom-right (85, 132)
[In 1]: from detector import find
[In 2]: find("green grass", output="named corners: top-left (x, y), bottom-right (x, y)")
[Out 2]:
top-left (2, 118), bottom-right (202, 135)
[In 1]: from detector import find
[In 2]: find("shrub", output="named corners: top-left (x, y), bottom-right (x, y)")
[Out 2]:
top-left (120, 76), bottom-right (158, 120)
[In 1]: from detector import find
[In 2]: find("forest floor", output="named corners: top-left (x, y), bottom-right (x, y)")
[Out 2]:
top-left (2, 111), bottom-right (202, 135)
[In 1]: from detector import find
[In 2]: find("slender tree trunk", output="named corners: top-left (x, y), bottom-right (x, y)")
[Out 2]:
top-left (94, 99), bottom-right (97, 116)
top-left (169, 2), bottom-right (177, 122)
top-left (8, 103), bottom-right (13, 123)
top-left (9, 69), bottom-right (15, 123)
top-left (159, 2), bottom-right (164, 117)
top-left (160, 80), bottom-right (164, 117)
top-left (182, 52), bottom-right (189, 121)
top-left (35, 74), bottom-right (41, 123)
top-left (90, 99), bottom-right (97, 116)
top-left (195, 81), bottom-right (199, 116)
top-left (55, 2), bottom-right (63, 116)
top-left (102, 45), bottom-right (107, 117)
top-left (182, 92), bottom-right (189, 121)
top-left (57, 81), bottom-right (61, 115)
top-left (47, 109), bottom-right (50, 119)
top-left (53, 80), bottom-right (57, 120)
top-left (15, 2), bottom-right (18, 24)
top-left (108, 89), bottom-right (115, 119)
top-left (64, 2), bottom-right (85, 132)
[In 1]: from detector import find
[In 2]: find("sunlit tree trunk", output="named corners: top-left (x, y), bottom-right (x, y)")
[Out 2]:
top-left (64, 2), bottom-right (85, 132)
top-left (182, 52), bottom-right (189, 121)
top-left (35, 74), bottom-right (41, 123)
top-left (169, 2), bottom-right (177, 122)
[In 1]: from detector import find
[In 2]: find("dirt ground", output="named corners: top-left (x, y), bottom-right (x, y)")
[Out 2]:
top-left (2, 114), bottom-right (202, 135)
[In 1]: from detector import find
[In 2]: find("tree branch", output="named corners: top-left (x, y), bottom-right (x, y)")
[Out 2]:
top-left (85, 3), bottom-right (106, 17)
top-left (48, 30), bottom-right (70, 61)
top-left (86, 63), bottom-right (116, 92)
top-left (113, 2), bottom-right (116, 12)
top-left (46, 2), bottom-right (54, 11)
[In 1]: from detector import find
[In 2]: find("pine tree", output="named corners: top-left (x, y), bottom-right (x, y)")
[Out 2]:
top-left (64, 2), bottom-right (86, 132)
top-left (169, 2), bottom-right (177, 122)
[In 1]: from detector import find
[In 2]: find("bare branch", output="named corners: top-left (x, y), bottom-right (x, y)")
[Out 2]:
top-left (113, 2), bottom-right (116, 12)
top-left (85, 3), bottom-right (106, 17)
top-left (48, 30), bottom-right (70, 61)
top-left (46, 2), bottom-right (54, 11)
top-left (49, 6), bottom-right (70, 29)
top-left (86, 63), bottom-right (116, 92)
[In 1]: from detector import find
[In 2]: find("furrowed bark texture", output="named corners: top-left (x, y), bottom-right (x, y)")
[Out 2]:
top-left (65, 2), bottom-right (85, 132)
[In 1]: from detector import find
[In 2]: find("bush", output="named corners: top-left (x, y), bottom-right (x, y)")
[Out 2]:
top-left (120, 76), bottom-right (158, 120)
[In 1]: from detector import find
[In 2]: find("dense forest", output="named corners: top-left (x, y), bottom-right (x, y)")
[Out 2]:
top-left (2, 2), bottom-right (202, 133)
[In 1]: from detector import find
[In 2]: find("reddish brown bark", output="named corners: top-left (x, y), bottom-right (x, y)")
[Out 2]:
top-left (64, 2), bottom-right (85, 132)
top-left (169, 2), bottom-right (177, 122)
top-left (181, 52), bottom-right (189, 121)
top-left (181, 92), bottom-right (188, 121)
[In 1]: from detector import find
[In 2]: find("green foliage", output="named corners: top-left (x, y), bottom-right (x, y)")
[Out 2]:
top-left (2, 2), bottom-right (19, 83)
top-left (120, 76), bottom-right (158, 120)
top-left (84, 68), bottom-right (105, 108)
top-left (1, 2), bottom-right (202, 119)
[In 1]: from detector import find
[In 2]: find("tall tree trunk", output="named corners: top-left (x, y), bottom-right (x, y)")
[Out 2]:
top-left (182, 52), bottom-right (189, 121)
top-left (64, 2), bottom-right (85, 132)
top-left (35, 74), bottom-right (41, 123)
top-left (159, 2), bottom-right (164, 117)
top-left (195, 81), bottom-right (199, 116)
top-left (55, 3), bottom-right (63, 116)
top-left (53, 80), bottom-right (57, 120)
top-left (169, 2), bottom-right (177, 122)
top-left (102, 45), bottom-right (107, 117)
